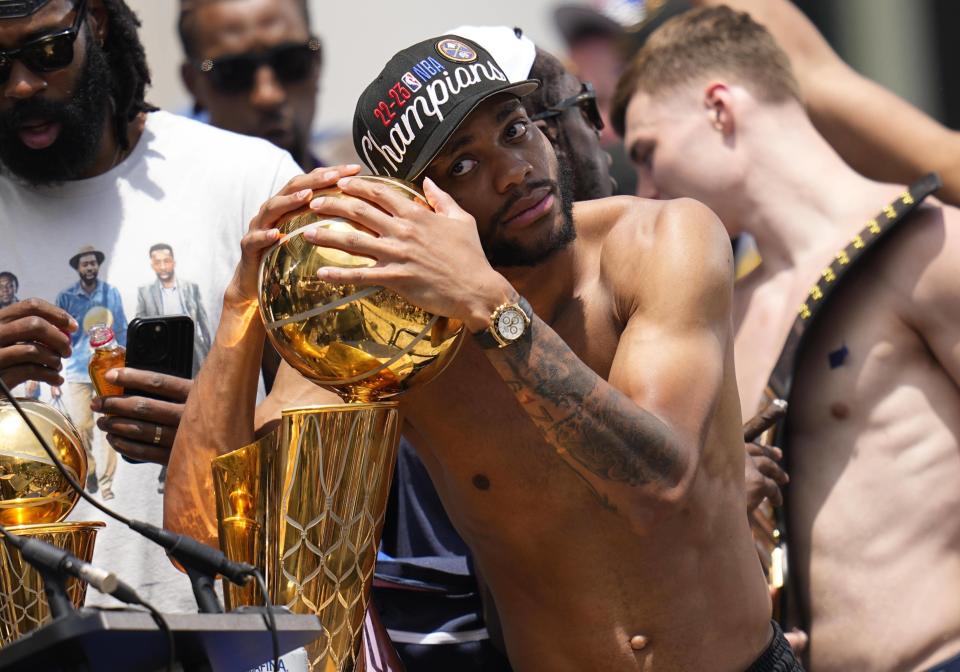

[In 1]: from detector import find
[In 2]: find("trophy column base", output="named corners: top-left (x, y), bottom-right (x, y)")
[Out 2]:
top-left (0, 520), bottom-right (105, 646)
top-left (214, 402), bottom-right (400, 672)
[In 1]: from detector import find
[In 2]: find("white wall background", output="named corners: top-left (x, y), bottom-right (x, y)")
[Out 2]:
top-left (126, 0), bottom-right (564, 137)
top-left (125, 0), bottom-right (944, 157)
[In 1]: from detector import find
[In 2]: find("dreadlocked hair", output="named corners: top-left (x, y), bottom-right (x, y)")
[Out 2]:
top-left (98, 0), bottom-right (157, 151)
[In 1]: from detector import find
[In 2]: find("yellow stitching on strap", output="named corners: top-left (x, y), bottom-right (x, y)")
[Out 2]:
top-left (883, 205), bottom-right (896, 219)
top-left (853, 234), bottom-right (865, 249)
top-left (799, 303), bottom-right (811, 319)
top-left (810, 285), bottom-right (823, 301)
top-left (868, 219), bottom-right (881, 234)
top-left (822, 268), bottom-right (836, 282)
top-left (902, 192), bottom-right (914, 205)
top-left (836, 250), bottom-right (850, 265)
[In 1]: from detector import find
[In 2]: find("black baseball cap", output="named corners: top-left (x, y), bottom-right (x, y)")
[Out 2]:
top-left (353, 34), bottom-right (539, 182)
top-left (0, 0), bottom-right (53, 19)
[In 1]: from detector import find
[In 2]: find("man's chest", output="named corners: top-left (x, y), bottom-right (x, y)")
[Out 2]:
top-left (789, 275), bottom-right (926, 436)
top-left (736, 255), bottom-right (929, 436)
top-left (399, 307), bottom-right (622, 529)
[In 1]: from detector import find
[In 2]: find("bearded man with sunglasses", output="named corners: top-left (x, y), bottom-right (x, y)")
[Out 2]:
top-left (0, 0), bottom-right (304, 612)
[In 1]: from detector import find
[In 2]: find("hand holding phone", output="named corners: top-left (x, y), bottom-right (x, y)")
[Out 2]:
top-left (93, 316), bottom-right (195, 466)
top-left (125, 316), bottom-right (194, 391)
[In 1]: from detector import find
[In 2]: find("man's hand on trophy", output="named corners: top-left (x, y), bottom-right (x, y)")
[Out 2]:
top-left (0, 299), bottom-right (77, 389)
top-left (307, 176), bottom-right (512, 330)
top-left (91, 368), bottom-right (192, 465)
top-left (225, 164), bottom-right (363, 307)
top-left (745, 440), bottom-right (789, 512)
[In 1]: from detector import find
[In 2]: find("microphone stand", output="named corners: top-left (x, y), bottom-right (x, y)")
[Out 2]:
top-left (187, 567), bottom-right (223, 615)
top-left (36, 565), bottom-right (73, 620)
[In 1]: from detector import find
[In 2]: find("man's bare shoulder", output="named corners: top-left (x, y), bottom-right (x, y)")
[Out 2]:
top-left (874, 199), bottom-right (960, 322)
top-left (577, 196), bottom-right (734, 317)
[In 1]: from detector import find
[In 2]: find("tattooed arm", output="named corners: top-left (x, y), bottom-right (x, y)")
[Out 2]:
top-left (484, 199), bottom-right (735, 522)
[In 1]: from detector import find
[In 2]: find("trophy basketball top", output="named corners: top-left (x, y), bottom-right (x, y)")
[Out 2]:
top-left (0, 399), bottom-right (87, 526)
top-left (257, 175), bottom-right (463, 403)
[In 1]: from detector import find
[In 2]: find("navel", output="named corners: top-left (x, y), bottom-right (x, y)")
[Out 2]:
top-left (629, 635), bottom-right (649, 651)
top-left (472, 474), bottom-right (491, 491)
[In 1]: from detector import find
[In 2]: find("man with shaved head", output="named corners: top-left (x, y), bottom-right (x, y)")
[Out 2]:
top-left (178, 0), bottom-right (322, 172)
top-left (176, 0), bottom-right (324, 395)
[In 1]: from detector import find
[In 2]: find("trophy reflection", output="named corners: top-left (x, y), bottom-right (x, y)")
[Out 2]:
top-left (212, 176), bottom-right (463, 671)
top-left (0, 399), bottom-right (104, 645)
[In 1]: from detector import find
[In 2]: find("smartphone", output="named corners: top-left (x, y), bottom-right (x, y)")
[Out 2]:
top-left (125, 315), bottom-right (194, 395)
top-left (119, 316), bottom-right (193, 465)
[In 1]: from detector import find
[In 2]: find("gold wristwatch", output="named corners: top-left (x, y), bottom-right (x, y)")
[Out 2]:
top-left (473, 296), bottom-right (533, 349)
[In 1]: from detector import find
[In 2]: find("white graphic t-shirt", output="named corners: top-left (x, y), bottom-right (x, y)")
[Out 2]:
top-left (0, 110), bottom-right (301, 612)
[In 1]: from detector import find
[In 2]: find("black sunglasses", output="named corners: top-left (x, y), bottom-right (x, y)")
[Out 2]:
top-left (0, 0), bottom-right (88, 85)
top-left (530, 82), bottom-right (605, 132)
top-left (198, 38), bottom-right (321, 93)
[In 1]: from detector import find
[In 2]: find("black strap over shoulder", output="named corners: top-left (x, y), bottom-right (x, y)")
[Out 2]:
top-left (755, 172), bottom-right (941, 629)
top-left (764, 172), bottom-right (942, 404)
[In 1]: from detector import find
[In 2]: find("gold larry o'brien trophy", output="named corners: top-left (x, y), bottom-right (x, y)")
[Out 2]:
top-left (0, 399), bottom-right (104, 645)
top-left (212, 176), bottom-right (463, 672)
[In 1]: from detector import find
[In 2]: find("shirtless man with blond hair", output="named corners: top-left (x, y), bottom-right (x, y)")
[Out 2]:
top-left (165, 34), bottom-right (797, 671)
top-left (615, 7), bottom-right (960, 671)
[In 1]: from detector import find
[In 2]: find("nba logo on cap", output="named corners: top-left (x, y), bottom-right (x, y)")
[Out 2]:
top-left (401, 72), bottom-right (422, 92)
top-left (436, 39), bottom-right (477, 63)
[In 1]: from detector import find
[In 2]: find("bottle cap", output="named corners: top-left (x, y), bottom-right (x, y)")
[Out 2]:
top-left (88, 324), bottom-right (115, 348)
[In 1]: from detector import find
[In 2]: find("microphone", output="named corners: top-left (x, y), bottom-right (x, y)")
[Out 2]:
top-left (128, 520), bottom-right (256, 586)
top-left (0, 528), bottom-right (142, 606)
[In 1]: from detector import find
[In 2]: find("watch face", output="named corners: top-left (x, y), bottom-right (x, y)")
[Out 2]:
top-left (496, 307), bottom-right (526, 341)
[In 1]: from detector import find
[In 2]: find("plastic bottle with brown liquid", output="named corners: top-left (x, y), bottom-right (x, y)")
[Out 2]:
top-left (88, 324), bottom-right (125, 397)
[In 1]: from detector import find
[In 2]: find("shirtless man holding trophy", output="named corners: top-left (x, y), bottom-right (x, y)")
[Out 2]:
top-left (165, 35), bottom-right (801, 671)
